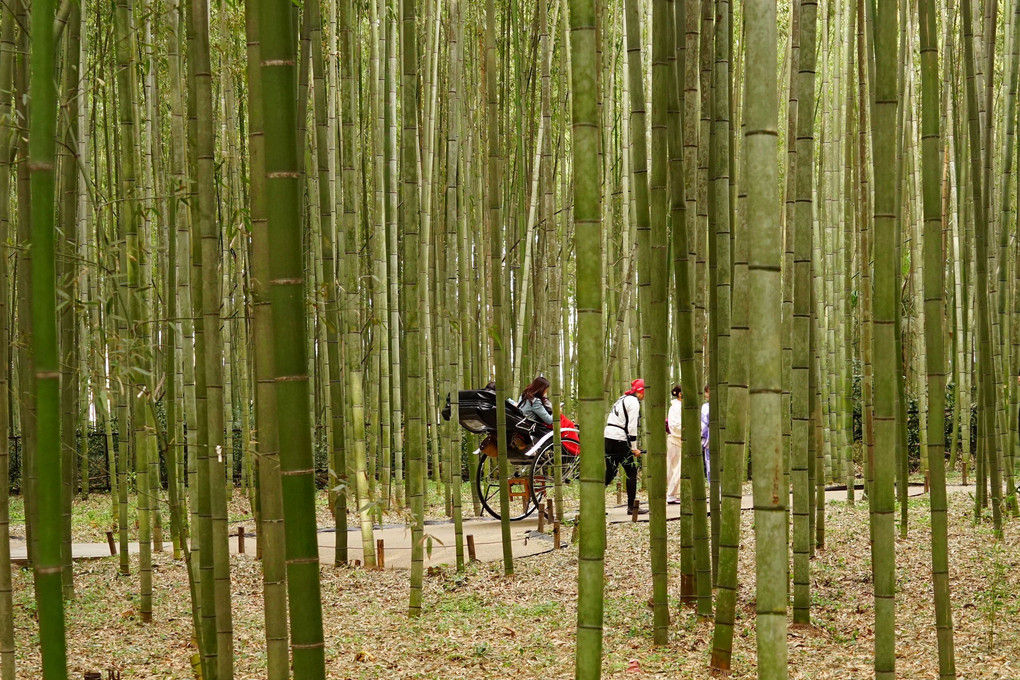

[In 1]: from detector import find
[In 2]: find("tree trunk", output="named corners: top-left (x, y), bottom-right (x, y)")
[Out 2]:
top-left (870, 0), bottom-right (900, 674)
top-left (918, 0), bottom-right (958, 670)
top-left (260, 0), bottom-right (327, 674)
top-left (29, 0), bottom-right (69, 671)
top-left (746, 0), bottom-right (787, 672)
top-left (569, 0), bottom-right (607, 673)
top-left (792, 0), bottom-right (818, 626)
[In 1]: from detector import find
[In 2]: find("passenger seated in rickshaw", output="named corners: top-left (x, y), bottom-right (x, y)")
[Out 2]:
top-left (518, 376), bottom-right (554, 427)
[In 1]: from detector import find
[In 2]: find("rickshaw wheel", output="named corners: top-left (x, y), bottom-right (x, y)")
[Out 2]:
top-left (528, 440), bottom-right (582, 509)
top-left (476, 453), bottom-right (540, 521)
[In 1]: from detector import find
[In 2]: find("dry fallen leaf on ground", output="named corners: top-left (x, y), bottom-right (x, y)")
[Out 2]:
top-left (8, 488), bottom-right (1018, 679)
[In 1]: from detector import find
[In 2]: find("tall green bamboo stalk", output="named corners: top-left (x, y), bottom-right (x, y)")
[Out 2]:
top-left (623, 0), bottom-right (656, 633)
top-left (445, 0), bottom-right (466, 569)
top-left (260, 0), bottom-right (326, 674)
top-left (307, 0), bottom-right (348, 566)
top-left (976, 0), bottom-right (1000, 532)
top-left (672, 0), bottom-right (703, 608)
top-left (485, 0), bottom-right (514, 576)
top-left (403, 0), bottom-right (429, 615)
top-left (13, 0), bottom-right (35, 569)
top-left (856, 0), bottom-right (876, 506)
top-left (1007, 0), bottom-right (1020, 506)
top-left (186, 1), bottom-right (217, 671)
top-left (870, 0), bottom-right (899, 673)
top-left (340, 0), bottom-right (376, 567)
top-left (627, 0), bottom-right (651, 454)
top-left (114, 0), bottom-right (153, 622)
top-left (699, 0), bottom-right (717, 572)
top-left (709, 0), bottom-right (733, 575)
top-left (711, 0), bottom-right (748, 663)
top-left (647, 0), bottom-right (671, 647)
top-left (792, 0), bottom-right (817, 626)
top-left (782, 0), bottom-right (800, 523)
top-left (0, 4), bottom-right (18, 675)
top-left (570, 0), bottom-right (606, 671)
top-left (161, 75), bottom-right (185, 562)
top-left (166, 1), bottom-right (206, 665)
top-left (892, 3), bottom-right (909, 538)
top-left (189, 0), bottom-right (233, 673)
top-left (918, 0), bottom-right (957, 671)
top-left (370, 0), bottom-right (392, 520)
top-left (385, 0), bottom-right (405, 509)
top-left (29, 0), bottom-right (68, 671)
top-left (841, 6), bottom-right (856, 504)
top-left (746, 0), bottom-right (787, 671)
top-left (244, 2), bottom-right (289, 676)
top-left (56, 1), bottom-right (81, 599)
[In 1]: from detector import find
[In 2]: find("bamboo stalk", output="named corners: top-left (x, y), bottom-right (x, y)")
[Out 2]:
top-left (28, 0), bottom-right (69, 670)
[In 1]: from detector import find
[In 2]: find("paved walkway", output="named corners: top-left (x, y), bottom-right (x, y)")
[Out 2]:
top-left (9, 540), bottom-right (175, 566)
top-left (12, 483), bottom-right (974, 570)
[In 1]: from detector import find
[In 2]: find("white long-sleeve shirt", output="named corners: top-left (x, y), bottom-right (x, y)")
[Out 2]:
top-left (604, 394), bottom-right (642, 443)
top-left (667, 398), bottom-right (683, 442)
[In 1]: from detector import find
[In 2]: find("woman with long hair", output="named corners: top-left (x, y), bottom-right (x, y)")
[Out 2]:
top-left (666, 384), bottom-right (683, 503)
top-left (518, 375), bottom-right (553, 426)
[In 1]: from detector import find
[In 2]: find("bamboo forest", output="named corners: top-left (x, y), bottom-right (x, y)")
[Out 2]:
top-left (5, 0), bottom-right (1020, 676)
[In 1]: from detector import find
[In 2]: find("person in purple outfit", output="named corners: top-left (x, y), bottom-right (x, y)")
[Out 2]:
top-left (700, 384), bottom-right (710, 483)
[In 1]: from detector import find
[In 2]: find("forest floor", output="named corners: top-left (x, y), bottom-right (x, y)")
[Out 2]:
top-left (7, 482), bottom-right (1020, 679)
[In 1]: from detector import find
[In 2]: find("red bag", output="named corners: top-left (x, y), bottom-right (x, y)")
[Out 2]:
top-left (560, 414), bottom-right (581, 456)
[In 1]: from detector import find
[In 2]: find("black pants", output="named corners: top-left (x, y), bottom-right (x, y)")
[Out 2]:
top-left (604, 438), bottom-right (638, 508)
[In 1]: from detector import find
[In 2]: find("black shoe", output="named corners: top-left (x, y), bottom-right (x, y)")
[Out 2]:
top-left (629, 505), bottom-right (649, 516)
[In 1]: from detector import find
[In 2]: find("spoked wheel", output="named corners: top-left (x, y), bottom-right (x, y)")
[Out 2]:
top-left (528, 441), bottom-right (582, 508)
top-left (476, 454), bottom-right (541, 520)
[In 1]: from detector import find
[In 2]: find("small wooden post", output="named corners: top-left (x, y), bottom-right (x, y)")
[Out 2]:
top-left (631, 505), bottom-right (639, 522)
top-left (553, 522), bottom-right (561, 548)
top-left (238, 527), bottom-right (245, 555)
top-left (570, 521), bottom-right (578, 544)
top-left (616, 481), bottom-right (622, 504)
top-left (106, 531), bottom-right (116, 556)
top-left (467, 534), bottom-right (477, 561)
top-left (537, 504), bottom-right (546, 533)
top-left (376, 539), bottom-right (385, 569)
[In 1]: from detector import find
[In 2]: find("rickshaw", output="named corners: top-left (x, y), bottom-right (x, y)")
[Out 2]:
top-left (442, 389), bottom-right (581, 520)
